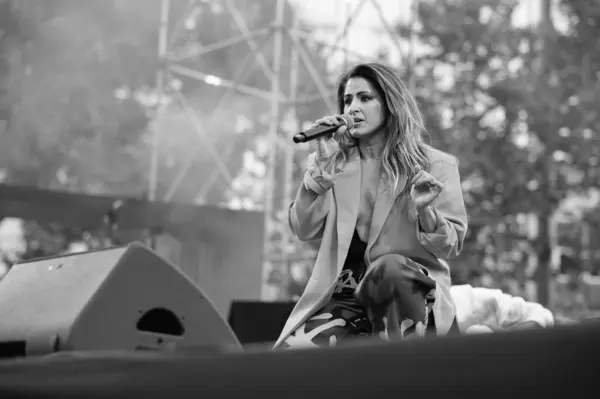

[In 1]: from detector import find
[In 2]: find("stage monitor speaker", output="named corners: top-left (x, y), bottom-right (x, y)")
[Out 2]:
top-left (0, 242), bottom-right (241, 359)
top-left (228, 301), bottom-right (295, 345)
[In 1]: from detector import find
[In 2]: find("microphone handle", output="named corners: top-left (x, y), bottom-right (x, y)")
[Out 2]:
top-left (292, 124), bottom-right (339, 144)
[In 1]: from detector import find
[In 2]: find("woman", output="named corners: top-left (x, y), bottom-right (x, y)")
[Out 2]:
top-left (275, 63), bottom-right (468, 349)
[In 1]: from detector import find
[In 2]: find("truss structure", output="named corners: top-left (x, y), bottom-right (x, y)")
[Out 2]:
top-left (149, 0), bottom-right (420, 300)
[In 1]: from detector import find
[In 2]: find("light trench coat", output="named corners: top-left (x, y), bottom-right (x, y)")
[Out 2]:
top-left (274, 147), bottom-right (468, 348)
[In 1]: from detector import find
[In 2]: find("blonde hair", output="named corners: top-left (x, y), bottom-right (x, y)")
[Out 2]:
top-left (334, 62), bottom-right (431, 193)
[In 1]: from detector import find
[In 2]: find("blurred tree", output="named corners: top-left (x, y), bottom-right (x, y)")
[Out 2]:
top-left (403, 0), bottom-right (600, 306)
top-left (400, 0), bottom-right (536, 295)
top-left (0, 0), bottom-right (158, 194)
top-left (0, 0), bottom-right (164, 265)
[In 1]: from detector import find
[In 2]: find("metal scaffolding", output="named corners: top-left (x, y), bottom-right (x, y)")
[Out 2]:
top-left (149, 0), bottom-right (419, 299)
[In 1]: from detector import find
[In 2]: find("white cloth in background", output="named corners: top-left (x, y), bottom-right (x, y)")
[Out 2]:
top-left (451, 284), bottom-right (554, 334)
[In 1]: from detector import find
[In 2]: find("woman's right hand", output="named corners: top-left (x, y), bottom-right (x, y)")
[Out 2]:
top-left (311, 115), bottom-right (348, 172)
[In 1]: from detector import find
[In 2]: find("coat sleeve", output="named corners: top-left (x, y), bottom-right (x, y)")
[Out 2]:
top-left (416, 158), bottom-right (468, 259)
top-left (289, 152), bottom-right (335, 241)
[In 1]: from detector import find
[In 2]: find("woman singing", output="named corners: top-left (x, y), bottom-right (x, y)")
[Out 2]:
top-left (275, 62), bottom-right (468, 349)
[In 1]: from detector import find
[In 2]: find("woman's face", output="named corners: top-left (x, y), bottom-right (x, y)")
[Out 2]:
top-left (342, 77), bottom-right (385, 141)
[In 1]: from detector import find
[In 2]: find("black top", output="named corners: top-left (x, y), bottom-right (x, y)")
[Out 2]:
top-left (332, 229), bottom-right (367, 299)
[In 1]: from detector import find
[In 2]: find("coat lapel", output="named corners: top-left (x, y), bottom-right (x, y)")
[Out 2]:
top-left (333, 152), bottom-right (360, 274)
top-left (366, 174), bottom-right (408, 253)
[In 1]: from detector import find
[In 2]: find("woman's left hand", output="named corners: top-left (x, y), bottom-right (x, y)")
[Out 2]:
top-left (410, 166), bottom-right (444, 210)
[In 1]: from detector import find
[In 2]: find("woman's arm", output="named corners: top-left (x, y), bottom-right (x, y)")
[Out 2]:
top-left (289, 152), bottom-right (335, 241)
top-left (416, 158), bottom-right (468, 259)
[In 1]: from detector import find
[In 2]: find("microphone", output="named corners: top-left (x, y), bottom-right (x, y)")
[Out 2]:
top-left (292, 114), bottom-right (354, 144)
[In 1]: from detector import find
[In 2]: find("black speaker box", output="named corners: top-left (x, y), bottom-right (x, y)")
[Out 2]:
top-left (228, 301), bottom-right (295, 345)
top-left (0, 242), bottom-right (241, 358)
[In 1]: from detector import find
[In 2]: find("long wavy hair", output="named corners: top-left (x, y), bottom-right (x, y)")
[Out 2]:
top-left (333, 62), bottom-right (431, 194)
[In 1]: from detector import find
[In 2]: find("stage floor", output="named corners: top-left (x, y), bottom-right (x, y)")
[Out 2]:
top-left (0, 323), bottom-right (598, 398)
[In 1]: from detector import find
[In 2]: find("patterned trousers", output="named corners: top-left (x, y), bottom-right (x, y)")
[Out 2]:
top-left (281, 254), bottom-right (437, 349)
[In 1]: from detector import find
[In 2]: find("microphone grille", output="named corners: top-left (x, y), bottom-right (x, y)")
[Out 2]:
top-left (340, 114), bottom-right (354, 129)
